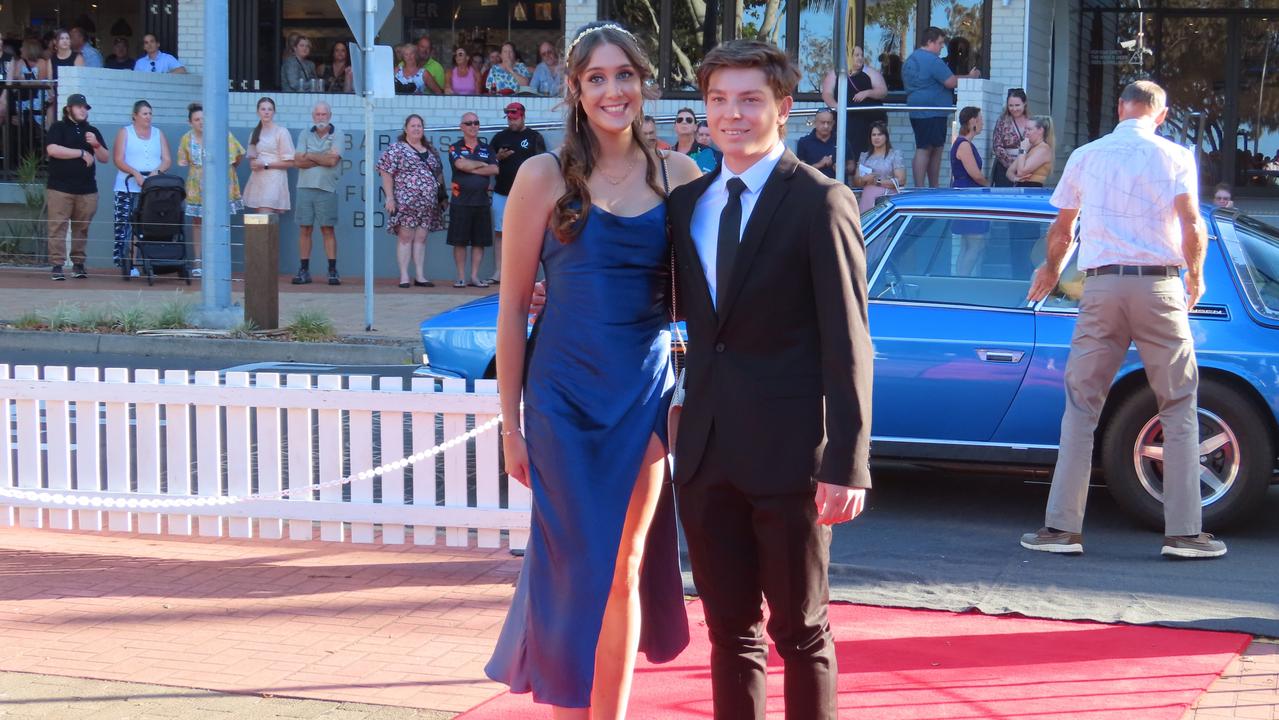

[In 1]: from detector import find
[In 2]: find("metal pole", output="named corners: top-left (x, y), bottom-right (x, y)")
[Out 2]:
top-left (363, 0), bottom-right (377, 331)
top-left (202, 0), bottom-right (232, 313)
top-left (834, 0), bottom-right (850, 184)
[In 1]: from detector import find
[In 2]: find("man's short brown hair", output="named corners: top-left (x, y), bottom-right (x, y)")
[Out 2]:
top-left (1120, 80), bottom-right (1166, 113)
top-left (696, 39), bottom-right (801, 101)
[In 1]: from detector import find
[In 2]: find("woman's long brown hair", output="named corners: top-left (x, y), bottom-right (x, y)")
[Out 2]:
top-left (553, 22), bottom-right (663, 243)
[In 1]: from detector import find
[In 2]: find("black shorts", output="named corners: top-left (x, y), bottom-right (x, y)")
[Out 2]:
top-left (910, 117), bottom-right (949, 149)
top-left (446, 204), bottom-right (493, 248)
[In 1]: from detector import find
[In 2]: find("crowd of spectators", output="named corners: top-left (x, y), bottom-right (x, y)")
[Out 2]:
top-left (278, 33), bottom-right (565, 97)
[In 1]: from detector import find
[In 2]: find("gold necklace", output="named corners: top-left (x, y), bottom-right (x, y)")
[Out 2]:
top-left (597, 153), bottom-right (638, 186)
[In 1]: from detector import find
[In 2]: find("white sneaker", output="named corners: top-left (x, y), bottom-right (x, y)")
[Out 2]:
top-left (191, 267), bottom-right (203, 278)
top-left (129, 267), bottom-right (141, 278)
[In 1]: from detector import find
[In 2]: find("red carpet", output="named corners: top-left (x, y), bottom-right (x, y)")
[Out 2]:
top-left (460, 600), bottom-right (1249, 719)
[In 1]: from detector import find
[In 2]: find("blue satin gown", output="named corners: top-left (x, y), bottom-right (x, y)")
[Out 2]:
top-left (484, 202), bottom-right (690, 708)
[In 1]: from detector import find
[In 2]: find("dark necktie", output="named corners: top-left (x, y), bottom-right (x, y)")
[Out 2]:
top-left (716, 177), bottom-right (747, 311)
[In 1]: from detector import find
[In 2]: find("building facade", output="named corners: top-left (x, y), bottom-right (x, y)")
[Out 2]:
top-left (7, 1), bottom-right (1278, 278)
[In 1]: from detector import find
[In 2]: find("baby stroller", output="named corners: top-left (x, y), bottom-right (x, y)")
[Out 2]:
top-left (122, 173), bottom-right (191, 285)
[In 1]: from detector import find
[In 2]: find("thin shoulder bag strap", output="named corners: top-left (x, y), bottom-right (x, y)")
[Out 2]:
top-left (662, 154), bottom-right (686, 353)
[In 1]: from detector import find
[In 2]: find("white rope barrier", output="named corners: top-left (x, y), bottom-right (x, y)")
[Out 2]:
top-left (0, 415), bottom-right (502, 510)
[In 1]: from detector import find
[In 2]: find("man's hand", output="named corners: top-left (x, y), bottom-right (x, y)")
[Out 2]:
top-left (529, 281), bottom-right (547, 318)
top-left (968, 67), bottom-right (981, 78)
top-left (85, 131), bottom-right (101, 149)
top-left (82, 150), bottom-right (94, 167)
top-left (815, 483), bottom-right (866, 526)
top-left (497, 148), bottom-right (514, 160)
top-left (1027, 263), bottom-right (1060, 302)
top-left (1184, 271), bottom-right (1205, 309)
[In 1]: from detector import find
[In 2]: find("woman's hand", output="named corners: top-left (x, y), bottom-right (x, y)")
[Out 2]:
top-left (503, 431), bottom-right (531, 488)
top-left (131, 171), bottom-right (146, 188)
top-left (852, 90), bottom-right (868, 103)
top-left (384, 197), bottom-right (397, 214)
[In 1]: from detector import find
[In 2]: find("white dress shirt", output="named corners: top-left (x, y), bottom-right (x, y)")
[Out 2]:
top-left (1050, 117), bottom-right (1198, 270)
top-left (691, 141), bottom-right (786, 309)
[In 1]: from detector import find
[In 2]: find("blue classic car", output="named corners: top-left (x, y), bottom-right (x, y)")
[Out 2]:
top-left (419, 189), bottom-right (1279, 529)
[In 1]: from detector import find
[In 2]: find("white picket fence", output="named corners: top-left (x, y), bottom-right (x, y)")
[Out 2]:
top-left (0, 364), bottom-right (531, 550)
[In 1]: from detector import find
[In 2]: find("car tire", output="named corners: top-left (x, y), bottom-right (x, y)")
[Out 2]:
top-left (1102, 378), bottom-right (1273, 531)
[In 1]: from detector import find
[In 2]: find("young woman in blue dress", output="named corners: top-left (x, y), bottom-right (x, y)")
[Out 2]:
top-left (486, 22), bottom-right (701, 720)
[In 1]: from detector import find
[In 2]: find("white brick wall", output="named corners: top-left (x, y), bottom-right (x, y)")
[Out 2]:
top-left (177, 0), bottom-right (205, 75)
top-left (564, 0), bottom-right (599, 42)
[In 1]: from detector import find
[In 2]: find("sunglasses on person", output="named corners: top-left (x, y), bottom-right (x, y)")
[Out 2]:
top-left (675, 116), bottom-right (696, 124)
top-left (461, 120), bottom-right (481, 126)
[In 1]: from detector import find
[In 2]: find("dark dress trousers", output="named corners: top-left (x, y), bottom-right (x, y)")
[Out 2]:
top-left (667, 149), bottom-right (873, 719)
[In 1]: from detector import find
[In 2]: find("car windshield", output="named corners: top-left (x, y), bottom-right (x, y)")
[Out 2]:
top-left (1219, 214), bottom-right (1279, 322)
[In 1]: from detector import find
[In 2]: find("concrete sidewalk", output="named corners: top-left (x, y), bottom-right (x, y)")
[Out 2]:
top-left (0, 266), bottom-right (495, 342)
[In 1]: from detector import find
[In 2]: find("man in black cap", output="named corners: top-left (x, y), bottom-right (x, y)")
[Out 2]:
top-left (486, 101), bottom-right (544, 284)
top-left (44, 94), bottom-right (109, 280)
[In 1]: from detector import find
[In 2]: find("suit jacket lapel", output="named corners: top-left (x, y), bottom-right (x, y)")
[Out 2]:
top-left (716, 150), bottom-right (800, 330)
top-left (673, 168), bottom-right (720, 319)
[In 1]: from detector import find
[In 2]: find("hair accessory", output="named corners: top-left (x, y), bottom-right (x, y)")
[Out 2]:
top-left (566, 23), bottom-right (638, 60)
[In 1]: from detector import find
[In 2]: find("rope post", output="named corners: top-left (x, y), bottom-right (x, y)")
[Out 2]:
top-left (244, 213), bottom-right (280, 330)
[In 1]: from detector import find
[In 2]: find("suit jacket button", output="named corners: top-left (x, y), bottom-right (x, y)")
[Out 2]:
top-left (714, 342), bottom-right (726, 353)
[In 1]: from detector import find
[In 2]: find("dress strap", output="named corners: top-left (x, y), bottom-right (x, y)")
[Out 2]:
top-left (659, 155), bottom-right (670, 194)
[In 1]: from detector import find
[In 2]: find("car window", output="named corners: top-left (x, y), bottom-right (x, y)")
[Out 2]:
top-left (1037, 245), bottom-right (1087, 311)
top-left (869, 215), bottom-right (1050, 309)
top-left (865, 215), bottom-right (905, 274)
top-left (1219, 215), bottom-right (1279, 321)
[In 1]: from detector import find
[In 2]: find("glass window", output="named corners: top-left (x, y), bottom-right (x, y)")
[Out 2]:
top-left (864, 0), bottom-right (916, 91)
top-left (670, 0), bottom-right (721, 90)
top-left (606, 0), bottom-right (666, 84)
top-left (1220, 216), bottom-right (1279, 321)
top-left (1038, 245), bottom-right (1087, 311)
top-left (866, 214), bottom-right (906, 272)
top-left (739, 0), bottom-right (788, 47)
top-left (931, 0), bottom-right (985, 75)
top-left (870, 215), bottom-right (1046, 308)
top-left (798, 0), bottom-right (838, 94)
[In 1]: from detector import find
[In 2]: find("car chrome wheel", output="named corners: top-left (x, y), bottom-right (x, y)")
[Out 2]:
top-left (1131, 408), bottom-right (1240, 508)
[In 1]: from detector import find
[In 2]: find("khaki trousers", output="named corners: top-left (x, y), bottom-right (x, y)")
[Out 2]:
top-left (1045, 273), bottom-right (1202, 537)
top-left (46, 189), bottom-right (98, 266)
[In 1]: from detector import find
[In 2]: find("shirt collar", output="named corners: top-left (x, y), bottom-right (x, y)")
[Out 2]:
top-left (1116, 117), bottom-right (1157, 134)
top-left (718, 141), bottom-right (785, 194)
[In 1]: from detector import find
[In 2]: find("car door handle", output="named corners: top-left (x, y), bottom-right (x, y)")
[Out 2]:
top-left (977, 349), bottom-right (1025, 363)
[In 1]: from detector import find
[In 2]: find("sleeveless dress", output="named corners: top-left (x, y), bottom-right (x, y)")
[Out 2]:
top-left (950, 137), bottom-right (989, 234)
top-left (845, 69), bottom-right (887, 162)
top-left (484, 197), bottom-right (690, 708)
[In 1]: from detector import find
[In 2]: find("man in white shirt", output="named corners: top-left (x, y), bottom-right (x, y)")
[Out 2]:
top-left (1023, 80), bottom-right (1225, 559)
top-left (133, 34), bottom-right (186, 74)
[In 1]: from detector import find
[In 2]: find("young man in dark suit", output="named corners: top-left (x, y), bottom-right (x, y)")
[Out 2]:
top-left (667, 40), bottom-right (874, 719)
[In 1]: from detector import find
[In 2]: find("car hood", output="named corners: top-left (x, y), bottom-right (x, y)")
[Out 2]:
top-left (419, 293), bottom-right (499, 333)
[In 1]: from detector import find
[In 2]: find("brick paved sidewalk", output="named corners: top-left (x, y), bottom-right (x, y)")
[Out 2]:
top-left (0, 671), bottom-right (455, 719)
top-left (0, 527), bottom-right (1275, 719)
top-left (0, 528), bottom-right (518, 714)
